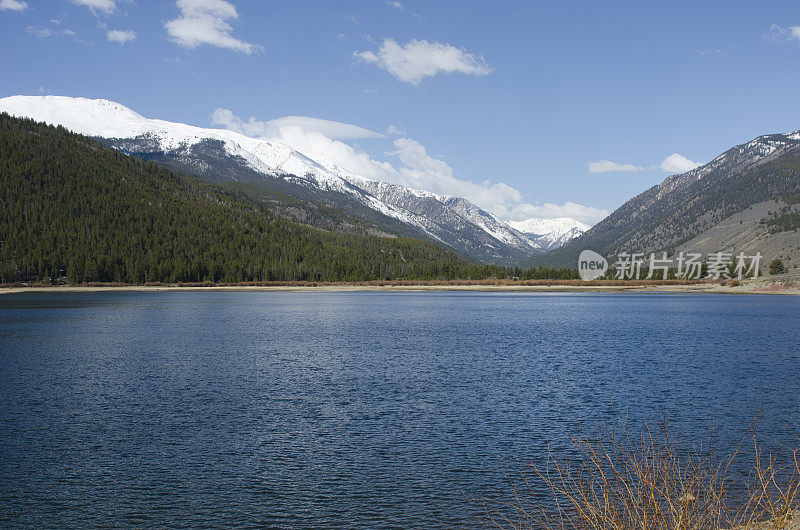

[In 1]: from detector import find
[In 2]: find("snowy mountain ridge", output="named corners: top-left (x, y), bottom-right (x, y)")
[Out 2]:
top-left (0, 95), bottom-right (588, 261)
top-left (508, 217), bottom-right (591, 252)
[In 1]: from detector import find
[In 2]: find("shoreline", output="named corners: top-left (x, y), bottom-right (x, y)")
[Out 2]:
top-left (2, 281), bottom-right (799, 295)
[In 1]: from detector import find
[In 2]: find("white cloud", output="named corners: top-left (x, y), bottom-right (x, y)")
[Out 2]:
top-left (354, 38), bottom-right (492, 85)
top-left (696, 48), bottom-right (727, 57)
top-left (26, 25), bottom-right (76, 38)
top-left (386, 1), bottom-right (404, 9)
top-left (587, 160), bottom-right (642, 173)
top-left (211, 109), bottom-right (382, 140)
top-left (71, 0), bottom-right (115, 14)
top-left (212, 108), bottom-right (606, 225)
top-left (0, 0), bottom-right (28, 12)
top-left (660, 153), bottom-right (701, 174)
top-left (766, 24), bottom-right (800, 43)
top-left (165, 0), bottom-right (262, 54)
top-left (212, 108), bottom-right (398, 183)
top-left (386, 124), bottom-right (405, 136)
top-left (505, 202), bottom-right (610, 226)
top-left (267, 117), bottom-right (383, 140)
top-left (587, 153), bottom-right (702, 175)
top-left (391, 137), bottom-right (532, 215)
top-left (107, 29), bottom-right (136, 45)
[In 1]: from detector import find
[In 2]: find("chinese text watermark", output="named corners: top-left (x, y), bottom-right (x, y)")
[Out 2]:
top-left (578, 251), bottom-right (762, 281)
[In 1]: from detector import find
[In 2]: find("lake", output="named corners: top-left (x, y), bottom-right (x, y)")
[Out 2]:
top-left (1, 292), bottom-right (798, 527)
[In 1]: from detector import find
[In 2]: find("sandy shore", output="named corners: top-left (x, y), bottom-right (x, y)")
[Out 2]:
top-left (2, 282), bottom-right (799, 295)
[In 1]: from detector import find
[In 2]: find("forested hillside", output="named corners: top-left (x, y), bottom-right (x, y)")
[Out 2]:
top-left (0, 114), bottom-right (475, 283)
top-left (0, 95), bottom-right (561, 265)
top-left (0, 114), bottom-right (576, 283)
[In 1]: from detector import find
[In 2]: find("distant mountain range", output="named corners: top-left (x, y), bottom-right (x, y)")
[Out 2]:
top-left (3, 96), bottom-right (796, 272)
top-left (1, 112), bottom-right (511, 284)
top-left (508, 217), bottom-right (591, 252)
top-left (541, 129), bottom-right (800, 268)
top-left (0, 96), bottom-right (588, 264)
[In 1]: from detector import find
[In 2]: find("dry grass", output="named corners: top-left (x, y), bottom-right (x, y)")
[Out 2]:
top-left (480, 421), bottom-right (800, 529)
top-left (0, 278), bottom-right (705, 289)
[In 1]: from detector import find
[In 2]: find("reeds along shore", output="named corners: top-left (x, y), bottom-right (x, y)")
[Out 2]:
top-left (480, 421), bottom-right (800, 529)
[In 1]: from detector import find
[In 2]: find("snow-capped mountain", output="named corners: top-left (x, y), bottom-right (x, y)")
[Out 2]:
top-left (348, 178), bottom-right (542, 252)
top-left (0, 95), bottom-right (583, 262)
top-left (508, 217), bottom-right (590, 251)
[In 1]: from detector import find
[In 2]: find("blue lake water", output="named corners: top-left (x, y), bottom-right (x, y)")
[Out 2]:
top-left (0, 292), bottom-right (799, 528)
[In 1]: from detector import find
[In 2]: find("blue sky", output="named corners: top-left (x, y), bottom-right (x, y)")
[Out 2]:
top-left (2, 0), bottom-right (800, 224)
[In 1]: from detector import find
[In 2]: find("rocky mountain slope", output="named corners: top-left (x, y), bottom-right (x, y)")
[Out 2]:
top-left (0, 95), bottom-right (584, 264)
top-left (539, 130), bottom-right (800, 267)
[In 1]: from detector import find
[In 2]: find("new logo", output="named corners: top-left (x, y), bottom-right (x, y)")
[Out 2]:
top-left (578, 250), bottom-right (608, 281)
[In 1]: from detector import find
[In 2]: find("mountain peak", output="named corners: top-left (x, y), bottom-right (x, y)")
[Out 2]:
top-left (0, 94), bottom-right (585, 263)
top-left (1, 95), bottom-right (148, 133)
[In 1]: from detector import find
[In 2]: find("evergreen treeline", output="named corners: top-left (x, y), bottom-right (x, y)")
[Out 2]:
top-left (764, 212), bottom-right (800, 233)
top-left (0, 113), bottom-right (577, 284)
top-left (762, 197), bottom-right (800, 233)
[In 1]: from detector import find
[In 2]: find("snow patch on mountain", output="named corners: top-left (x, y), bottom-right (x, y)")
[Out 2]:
top-left (658, 130), bottom-right (800, 198)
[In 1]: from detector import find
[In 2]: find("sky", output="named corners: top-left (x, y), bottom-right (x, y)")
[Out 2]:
top-left (2, 0), bottom-right (800, 225)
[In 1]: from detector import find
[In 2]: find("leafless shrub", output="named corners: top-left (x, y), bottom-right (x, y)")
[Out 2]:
top-left (479, 420), bottom-right (799, 529)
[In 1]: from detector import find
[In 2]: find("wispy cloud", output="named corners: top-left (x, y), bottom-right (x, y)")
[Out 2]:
top-left (212, 108), bottom-right (606, 225)
top-left (587, 160), bottom-right (642, 173)
top-left (165, 0), bottom-right (262, 54)
top-left (211, 109), bottom-right (383, 140)
top-left (354, 38), bottom-right (492, 85)
top-left (26, 25), bottom-right (77, 38)
top-left (696, 48), bottom-right (727, 57)
top-left (766, 24), bottom-right (800, 43)
top-left (0, 0), bottom-right (28, 12)
top-left (71, 0), bottom-right (115, 15)
top-left (386, 124), bottom-right (405, 136)
top-left (386, 1), bottom-right (403, 9)
top-left (107, 29), bottom-right (136, 45)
